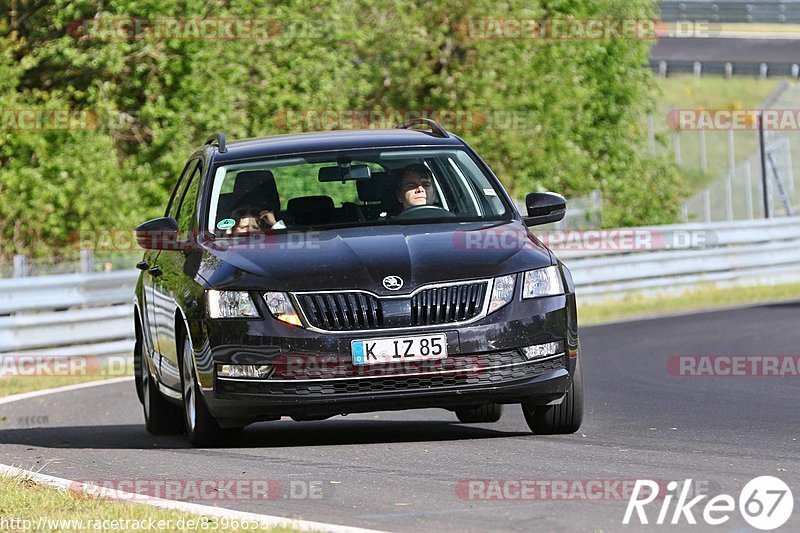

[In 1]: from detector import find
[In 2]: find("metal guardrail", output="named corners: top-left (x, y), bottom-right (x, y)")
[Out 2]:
top-left (0, 217), bottom-right (798, 357)
top-left (660, 1), bottom-right (800, 24)
top-left (557, 218), bottom-right (800, 302)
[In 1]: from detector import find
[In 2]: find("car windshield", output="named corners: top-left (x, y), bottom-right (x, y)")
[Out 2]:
top-left (206, 148), bottom-right (510, 235)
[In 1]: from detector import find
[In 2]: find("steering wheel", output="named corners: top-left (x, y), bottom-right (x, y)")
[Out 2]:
top-left (394, 205), bottom-right (456, 219)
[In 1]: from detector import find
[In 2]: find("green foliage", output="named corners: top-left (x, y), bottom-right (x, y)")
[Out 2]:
top-left (0, 0), bottom-right (680, 260)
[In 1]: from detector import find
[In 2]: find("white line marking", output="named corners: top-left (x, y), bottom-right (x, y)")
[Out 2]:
top-left (0, 377), bottom-right (134, 406)
top-left (0, 463), bottom-right (385, 533)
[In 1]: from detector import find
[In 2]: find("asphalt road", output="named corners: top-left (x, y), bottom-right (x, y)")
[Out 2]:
top-left (652, 37), bottom-right (800, 63)
top-left (2, 302), bottom-right (799, 531)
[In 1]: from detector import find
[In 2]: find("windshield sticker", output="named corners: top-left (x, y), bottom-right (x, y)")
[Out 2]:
top-left (483, 188), bottom-right (497, 196)
top-left (217, 218), bottom-right (236, 230)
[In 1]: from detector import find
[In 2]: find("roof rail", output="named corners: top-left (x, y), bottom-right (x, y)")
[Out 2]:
top-left (396, 118), bottom-right (448, 138)
top-left (204, 132), bottom-right (227, 153)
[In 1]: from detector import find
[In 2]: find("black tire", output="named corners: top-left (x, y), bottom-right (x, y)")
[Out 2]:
top-left (179, 331), bottom-right (240, 447)
top-left (455, 403), bottom-right (503, 423)
top-left (142, 358), bottom-right (183, 436)
top-left (523, 357), bottom-right (584, 435)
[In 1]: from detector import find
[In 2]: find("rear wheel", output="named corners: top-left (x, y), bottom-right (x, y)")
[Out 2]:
top-left (455, 403), bottom-right (503, 423)
top-left (523, 357), bottom-right (584, 435)
top-left (179, 332), bottom-right (240, 447)
top-left (142, 356), bottom-right (183, 436)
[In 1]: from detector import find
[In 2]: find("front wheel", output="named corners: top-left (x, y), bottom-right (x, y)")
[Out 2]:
top-left (523, 357), bottom-right (584, 435)
top-left (179, 333), bottom-right (240, 447)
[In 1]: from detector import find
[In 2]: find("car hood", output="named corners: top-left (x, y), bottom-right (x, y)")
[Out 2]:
top-left (197, 221), bottom-right (553, 294)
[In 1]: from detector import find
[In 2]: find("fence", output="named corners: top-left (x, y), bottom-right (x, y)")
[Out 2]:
top-left (652, 80), bottom-right (800, 222)
top-left (1, 217), bottom-right (799, 357)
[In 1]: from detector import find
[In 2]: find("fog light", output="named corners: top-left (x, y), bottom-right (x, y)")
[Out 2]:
top-left (521, 340), bottom-right (564, 360)
top-left (217, 364), bottom-right (273, 379)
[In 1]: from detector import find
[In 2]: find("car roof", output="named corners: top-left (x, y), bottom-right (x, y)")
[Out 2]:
top-left (208, 129), bottom-right (465, 163)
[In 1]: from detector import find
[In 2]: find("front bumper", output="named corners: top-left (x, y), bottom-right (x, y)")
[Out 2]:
top-left (186, 293), bottom-right (579, 424)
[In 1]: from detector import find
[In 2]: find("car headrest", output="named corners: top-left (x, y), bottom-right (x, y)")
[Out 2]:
top-left (287, 195), bottom-right (335, 217)
top-left (232, 170), bottom-right (280, 212)
top-left (357, 171), bottom-right (396, 202)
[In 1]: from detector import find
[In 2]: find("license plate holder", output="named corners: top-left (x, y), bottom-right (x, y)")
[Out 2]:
top-left (351, 333), bottom-right (448, 366)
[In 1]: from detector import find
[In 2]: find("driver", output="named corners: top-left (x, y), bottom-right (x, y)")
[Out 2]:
top-left (395, 164), bottom-right (436, 211)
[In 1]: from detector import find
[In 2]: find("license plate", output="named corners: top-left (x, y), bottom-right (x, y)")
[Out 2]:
top-left (351, 333), bottom-right (447, 365)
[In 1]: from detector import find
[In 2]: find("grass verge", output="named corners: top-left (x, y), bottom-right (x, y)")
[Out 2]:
top-left (0, 474), bottom-right (300, 532)
top-left (579, 282), bottom-right (800, 325)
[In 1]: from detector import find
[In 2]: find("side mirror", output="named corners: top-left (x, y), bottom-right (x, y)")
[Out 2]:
top-left (523, 192), bottom-right (566, 226)
top-left (135, 217), bottom-right (181, 250)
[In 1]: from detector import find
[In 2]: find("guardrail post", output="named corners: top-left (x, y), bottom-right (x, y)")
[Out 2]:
top-left (693, 61), bottom-right (702, 77)
top-left (792, 64), bottom-right (799, 80)
top-left (80, 249), bottom-right (94, 274)
top-left (745, 159), bottom-right (754, 220)
top-left (13, 255), bottom-right (28, 278)
top-left (724, 62), bottom-right (733, 78)
top-left (699, 129), bottom-right (708, 172)
top-left (759, 63), bottom-right (768, 79)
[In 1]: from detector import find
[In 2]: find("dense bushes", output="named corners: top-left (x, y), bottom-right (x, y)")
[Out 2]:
top-left (0, 0), bottom-right (681, 259)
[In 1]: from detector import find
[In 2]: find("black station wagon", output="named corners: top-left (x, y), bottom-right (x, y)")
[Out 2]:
top-left (133, 119), bottom-right (583, 446)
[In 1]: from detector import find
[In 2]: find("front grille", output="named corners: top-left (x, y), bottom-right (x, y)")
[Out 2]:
top-left (293, 280), bottom-right (489, 332)
top-left (410, 283), bottom-right (487, 325)
top-left (217, 352), bottom-right (565, 396)
top-left (295, 292), bottom-right (383, 330)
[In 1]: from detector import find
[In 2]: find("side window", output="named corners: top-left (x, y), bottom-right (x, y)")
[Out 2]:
top-left (166, 160), bottom-right (200, 219)
top-left (175, 164), bottom-right (202, 233)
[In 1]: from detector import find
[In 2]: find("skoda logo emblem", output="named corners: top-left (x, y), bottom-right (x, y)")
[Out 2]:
top-left (382, 275), bottom-right (404, 291)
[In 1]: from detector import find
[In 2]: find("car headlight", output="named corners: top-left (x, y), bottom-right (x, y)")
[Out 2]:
top-left (488, 274), bottom-right (516, 314)
top-left (522, 266), bottom-right (564, 299)
top-left (264, 292), bottom-right (303, 327)
top-left (207, 290), bottom-right (259, 318)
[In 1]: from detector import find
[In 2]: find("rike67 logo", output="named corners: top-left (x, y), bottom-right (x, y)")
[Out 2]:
top-left (623, 477), bottom-right (793, 530)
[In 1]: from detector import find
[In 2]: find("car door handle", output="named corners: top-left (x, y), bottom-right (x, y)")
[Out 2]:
top-left (148, 266), bottom-right (163, 277)
top-left (136, 261), bottom-right (149, 271)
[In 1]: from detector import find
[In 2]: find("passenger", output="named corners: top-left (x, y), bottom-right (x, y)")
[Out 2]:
top-left (227, 206), bottom-right (285, 235)
top-left (395, 163), bottom-right (436, 211)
